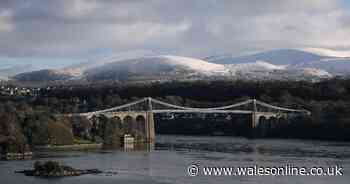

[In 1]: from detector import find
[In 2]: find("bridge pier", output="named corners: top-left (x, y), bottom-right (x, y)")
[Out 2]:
top-left (146, 111), bottom-right (155, 143)
top-left (251, 112), bottom-right (282, 129)
top-left (90, 111), bottom-right (155, 143)
top-left (104, 111), bottom-right (155, 143)
top-left (251, 113), bottom-right (259, 129)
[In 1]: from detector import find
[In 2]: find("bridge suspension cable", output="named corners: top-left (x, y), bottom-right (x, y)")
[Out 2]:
top-left (79, 98), bottom-right (147, 116)
top-left (150, 98), bottom-right (201, 110)
top-left (201, 99), bottom-right (253, 110)
top-left (150, 98), bottom-right (253, 111)
top-left (75, 97), bottom-right (309, 117)
top-left (255, 100), bottom-right (309, 113)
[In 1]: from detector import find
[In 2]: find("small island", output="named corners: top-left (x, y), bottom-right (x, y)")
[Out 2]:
top-left (16, 161), bottom-right (102, 177)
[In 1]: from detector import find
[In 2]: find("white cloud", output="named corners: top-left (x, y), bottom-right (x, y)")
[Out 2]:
top-left (63, 0), bottom-right (98, 17)
top-left (107, 21), bottom-right (190, 45)
top-left (0, 10), bottom-right (14, 32)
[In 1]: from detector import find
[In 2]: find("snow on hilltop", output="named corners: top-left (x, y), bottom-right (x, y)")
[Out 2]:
top-left (60, 55), bottom-right (229, 77)
top-left (301, 68), bottom-right (332, 78)
top-left (302, 47), bottom-right (350, 58)
top-left (86, 55), bottom-right (229, 75)
top-left (61, 50), bottom-right (156, 77)
top-left (226, 60), bottom-right (287, 72)
top-left (153, 55), bottom-right (228, 74)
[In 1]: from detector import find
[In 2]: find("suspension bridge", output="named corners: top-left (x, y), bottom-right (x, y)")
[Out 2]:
top-left (70, 97), bottom-right (310, 142)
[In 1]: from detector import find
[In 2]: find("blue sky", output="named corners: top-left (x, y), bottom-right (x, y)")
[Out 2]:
top-left (0, 57), bottom-right (83, 70)
top-left (0, 0), bottom-right (350, 68)
top-left (342, 0), bottom-right (350, 8)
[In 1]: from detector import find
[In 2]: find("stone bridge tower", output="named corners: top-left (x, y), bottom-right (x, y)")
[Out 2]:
top-left (146, 97), bottom-right (155, 142)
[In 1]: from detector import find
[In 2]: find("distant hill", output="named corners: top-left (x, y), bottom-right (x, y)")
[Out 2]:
top-left (205, 49), bottom-right (326, 65)
top-left (13, 69), bottom-right (75, 82)
top-left (205, 49), bottom-right (350, 77)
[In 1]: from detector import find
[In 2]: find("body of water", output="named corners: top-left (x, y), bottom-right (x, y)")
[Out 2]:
top-left (1, 135), bottom-right (350, 184)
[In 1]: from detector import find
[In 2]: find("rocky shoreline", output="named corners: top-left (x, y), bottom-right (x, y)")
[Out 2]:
top-left (1, 152), bottom-right (33, 160)
top-left (34, 143), bottom-right (102, 151)
top-left (15, 161), bottom-right (103, 177)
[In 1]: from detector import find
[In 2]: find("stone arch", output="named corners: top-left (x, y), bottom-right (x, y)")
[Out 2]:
top-left (258, 116), bottom-right (269, 129)
top-left (257, 116), bottom-right (269, 137)
top-left (278, 117), bottom-right (286, 122)
top-left (89, 115), bottom-right (98, 123)
top-left (90, 115), bottom-right (100, 130)
top-left (136, 115), bottom-right (146, 136)
top-left (123, 115), bottom-right (134, 134)
top-left (269, 116), bottom-right (278, 129)
top-left (87, 115), bottom-right (100, 138)
top-left (277, 117), bottom-right (287, 128)
top-left (112, 116), bottom-right (122, 129)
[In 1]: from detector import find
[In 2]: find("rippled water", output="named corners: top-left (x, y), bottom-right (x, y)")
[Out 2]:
top-left (1, 135), bottom-right (350, 184)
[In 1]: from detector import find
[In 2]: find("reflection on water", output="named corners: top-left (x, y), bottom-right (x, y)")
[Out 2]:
top-left (157, 136), bottom-right (350, 159)
top-left (1, 135), bottom-right (350, 184)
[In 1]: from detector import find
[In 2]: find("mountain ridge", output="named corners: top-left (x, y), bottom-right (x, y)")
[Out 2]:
top-left (11, 50), bottom-right (339, 83)
top-left (204, 49), bottom-right (327, 65)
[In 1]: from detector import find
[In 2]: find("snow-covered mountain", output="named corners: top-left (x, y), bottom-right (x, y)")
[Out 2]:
top-left (84, 55), bottom-right (230, 81)
top-left (292, 57), bottom-right (350, 75)
top-left (12, 52), bottom-right (336, 83)
top-left (60, 50), bottom-right (156, 77)
top-left (302, 48), bottom-right (350, 58)
top-left (205, 49), bottom-right (326, 65)
top-left (205, 49), bottom-right (350, 77)
top-left (0, 58), bottom-right (83, 80)
top-left (13, 55), bottom-right (230, 82)
top-left (225, 61), bottom-right (331, 81)
top-left (14, 69), bottom-right (75, 82)
top-left (227, 60), bottom-right (288, 72)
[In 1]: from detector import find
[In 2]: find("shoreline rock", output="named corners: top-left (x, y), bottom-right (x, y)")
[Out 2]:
top-left (1, 152), bottom-right (33, 160)
top-left (15, 161), bottom-right (103, 177)
top-left (34, 143), bottom-right (102, 151)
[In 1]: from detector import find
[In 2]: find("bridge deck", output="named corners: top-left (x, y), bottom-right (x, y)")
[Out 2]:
top-left (152, 109), bottom-right (253, 114)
